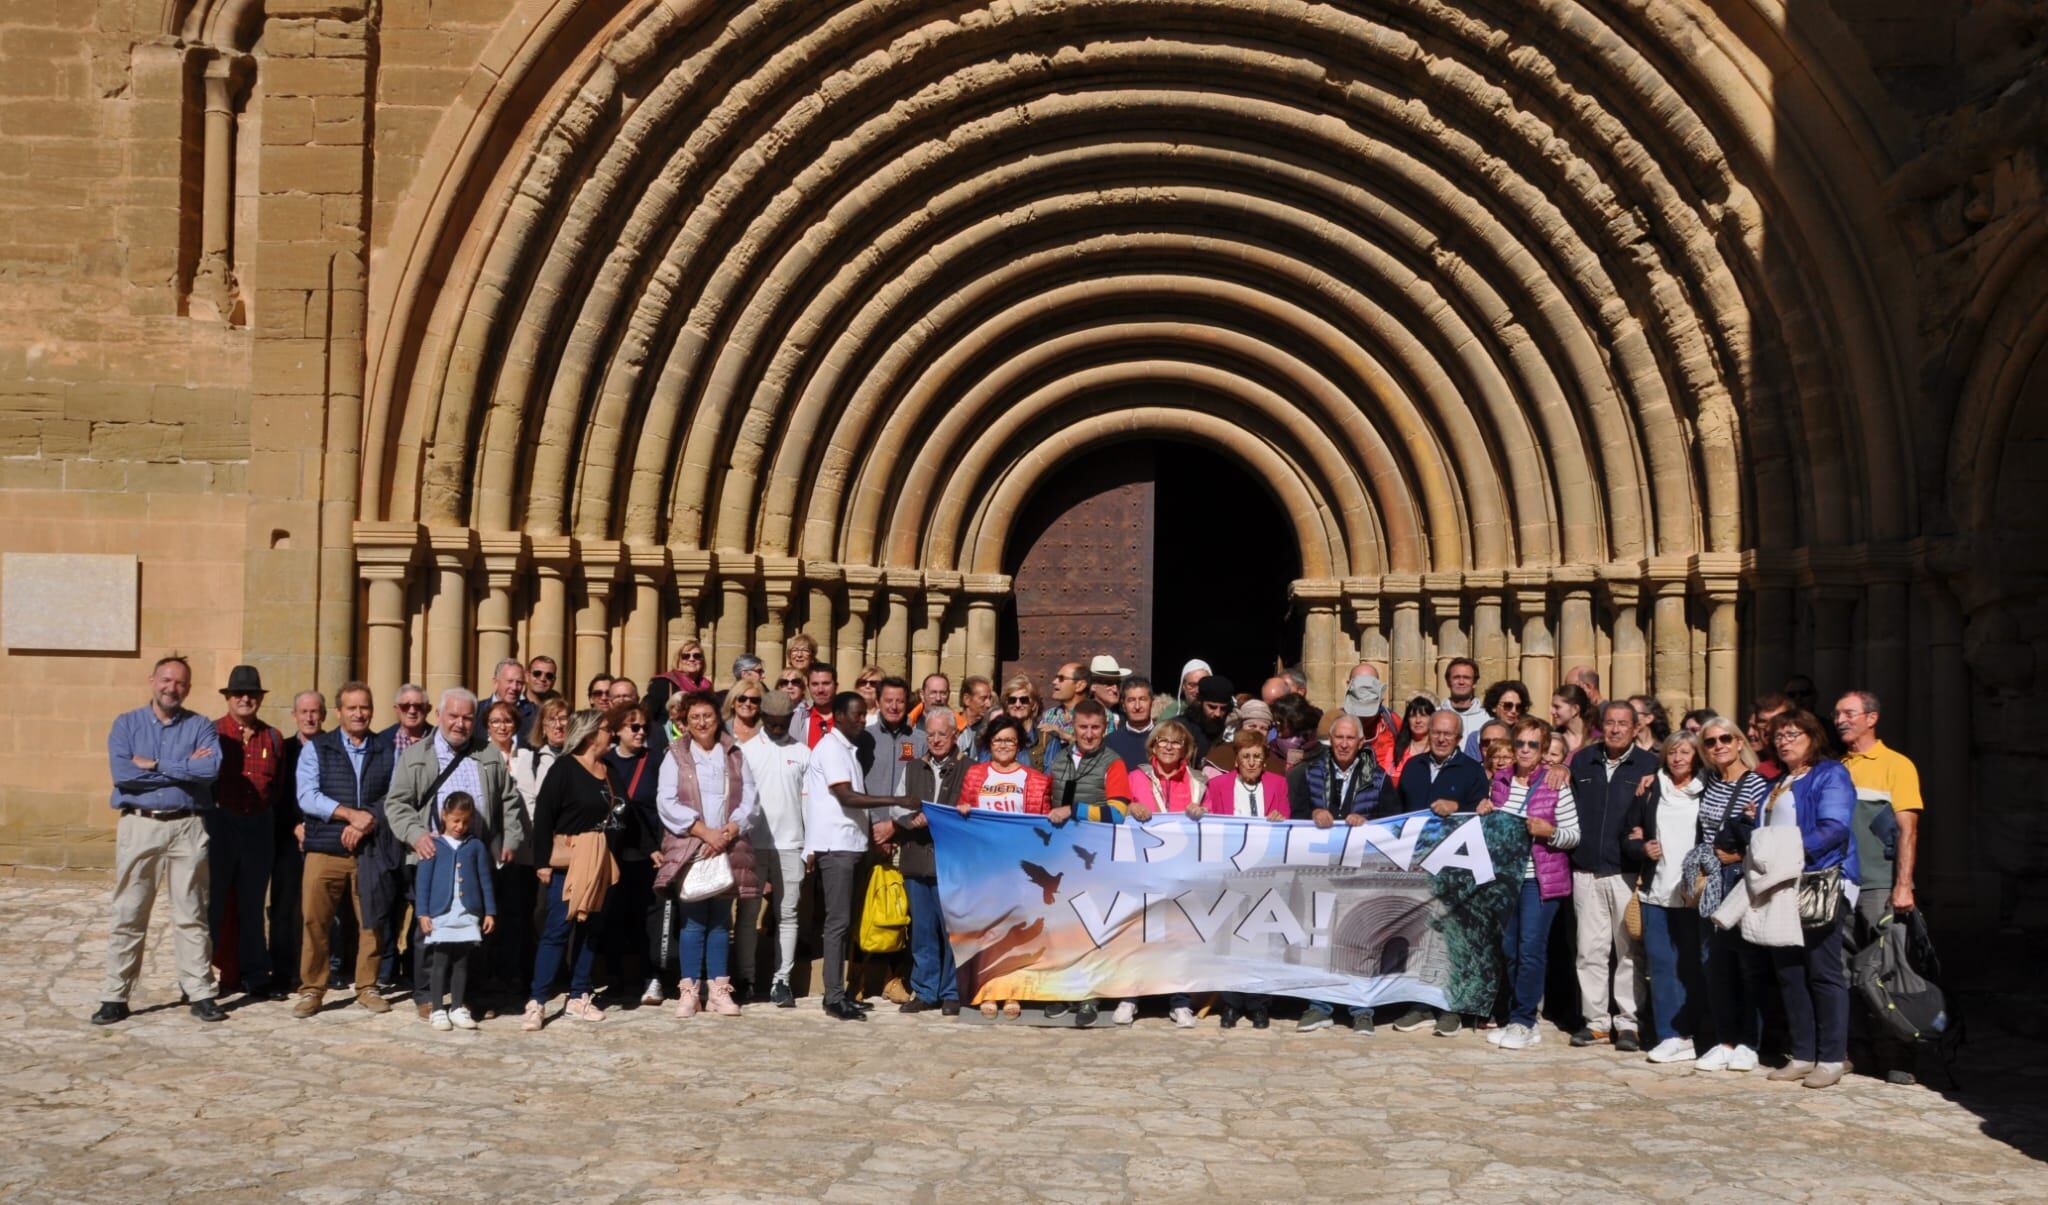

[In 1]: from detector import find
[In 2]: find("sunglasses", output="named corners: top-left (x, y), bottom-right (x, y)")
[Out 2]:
top-left (779, 677), bottom-right (803, 686)
top-left (624, 723), bottom-right (645, 732)
top-left (1005, 695), bottom-right (1032, 704)
top-left (396, 701), bottom-right (427, 711)
top-left (1703, 733), bottom-right (1737, 747)
top-left (858, 679), bottom-right (880, 688)
top-left (1498, 701), bottom-right (1523, 711)
top-left (1512, 739), bottom-right (1542, 750)
top-left (680, 652), bottom-right (703, 662)
top-left (734, 696), bottom-right (761, 706)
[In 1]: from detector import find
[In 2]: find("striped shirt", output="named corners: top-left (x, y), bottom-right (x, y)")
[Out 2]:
top-left (1699, 770), bottom-right (1769, 842)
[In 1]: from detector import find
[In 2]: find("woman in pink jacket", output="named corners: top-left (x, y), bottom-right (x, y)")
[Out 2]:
top-left (1128, 720), bottom-right (1220, 819)
top-left (1209, 729), bottom-right (1291, 818)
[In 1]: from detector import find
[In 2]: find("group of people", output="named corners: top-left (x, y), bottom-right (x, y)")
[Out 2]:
top-left (95, 636), bottom-right (1927, 1088)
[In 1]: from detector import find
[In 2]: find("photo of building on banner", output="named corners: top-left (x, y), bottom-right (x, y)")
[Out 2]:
top-left (924, 806), bottom-right (1533, 1013)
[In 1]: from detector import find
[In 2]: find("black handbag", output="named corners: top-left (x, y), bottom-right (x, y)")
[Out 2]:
top-left (1796, 866), bottom-right (1843, 931)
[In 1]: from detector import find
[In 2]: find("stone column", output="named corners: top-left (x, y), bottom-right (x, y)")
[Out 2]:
top-left (671, 549), bottom-right (714, 656)
top-left (1554, 566), bottom-right (1596, 683)
top-left (1743, 552), bottom-right (1793, 703)
top-left (840, 566), bottom-right (883, 672)
top-left (962, 574), bottom-right (1010, 682)
top-left (1467, 572), bottom-right (1508, 684)
top-left (880, 569), bottom-right (919, 677)
top-left (714, 553), bottom-right (757, 676)
top-left (1917, 572), bottom-right (1976, 912)
top-left (527, 537), bottom-right (574, 686)
top-left (1809, 589), bottom-right (1858, 705)
top-left (1858, 556), bottom-right (1912, 728)
top-left (1423, 573), bottom-right (1467, 687)
top-left (354, 523), bottom-right (419, 710)
top-left (756, 556), bottom-right (801, 677)
top-left (1507, 571), bottom-right (1554, 702)
top-left (1381, 574), bottom-right (1425, 703)
top-left (919, 571), bottom-right (961, 682)
top-left (474, 533), bottom-right (526, 683)
top-left (1344, 577), bottom-right (1389, 682)
top-left (1601, 567), bottom-right (1646, 699)
top-left (423, 528), bottom-right (475, 703)
top-left (802, 560), bottom-right (839, 652)
top-left (1690, 553), bottom-right (1741, 718)
top-left (577, 541), bottom-right (623, 683)
top-left (1292, 579), bottom-right (1342, 706)
top-left (1645, 556), bottom-right (1692, 715)
top-left (190, 53), bottom-right (248, 323)
top-left (624, 546), bottom-right (670, 688)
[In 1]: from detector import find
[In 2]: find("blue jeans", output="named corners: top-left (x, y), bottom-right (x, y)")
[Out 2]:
top-left (676, 896), bottom-right (732, 983)
top-left (1502, 878), bottom-right (1561, 1028)
top-left (530, 873), bottom-right (600, 1004)
top-left (1701, 922), bottom-right (1768, 1049)
top-left (905, 875), bottom-right (958, 1004)
top-left (1641, 903), bottom-right (1700, 1044)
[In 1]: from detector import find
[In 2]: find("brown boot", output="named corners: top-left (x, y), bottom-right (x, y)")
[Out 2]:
top-left (291, 990), bottom-right (324, 1019)
top-left (882, 975), bottom-right (915, 1005)
top-left (706, 977), bottom-right (742, 1016)
top-left (357, 989), bottom-right (392, 1015)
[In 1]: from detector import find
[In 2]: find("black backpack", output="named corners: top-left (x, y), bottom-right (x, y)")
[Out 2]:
top-left (1850, 909), bottom-right (1959, 1061)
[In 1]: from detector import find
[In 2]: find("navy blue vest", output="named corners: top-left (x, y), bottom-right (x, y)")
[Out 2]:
top-left (304, 729), bottom-right (392, 856)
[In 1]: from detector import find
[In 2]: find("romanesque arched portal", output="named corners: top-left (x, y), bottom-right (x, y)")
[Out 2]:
top-left (352, 0), bottom-right (1921, 723)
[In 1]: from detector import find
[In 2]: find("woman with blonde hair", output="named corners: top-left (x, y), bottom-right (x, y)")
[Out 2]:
top-left (784, 632), bottom-right (818, 674)
top-left (993, 672), bottom-right (1052, 766)
top-left (1689, 713), bottom-right (1771, 1073)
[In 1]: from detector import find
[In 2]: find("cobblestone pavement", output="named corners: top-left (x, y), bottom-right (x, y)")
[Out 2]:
top-left (4, 876), bottom-right (2046, 1202)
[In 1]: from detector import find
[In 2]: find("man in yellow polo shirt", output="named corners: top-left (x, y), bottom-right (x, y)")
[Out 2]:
top-left (1835, 689), bottom-right (1924, 1083)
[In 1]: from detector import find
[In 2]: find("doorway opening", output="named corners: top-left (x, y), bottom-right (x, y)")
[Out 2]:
top-left (998, 438), bottom-right (1302, 695)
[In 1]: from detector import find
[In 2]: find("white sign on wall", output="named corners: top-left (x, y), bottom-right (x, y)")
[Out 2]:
top-left (1, 553), bottom-right (139, 653)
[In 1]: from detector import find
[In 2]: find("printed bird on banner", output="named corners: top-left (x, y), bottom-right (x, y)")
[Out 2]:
top-left (1073, 846), bottom-right (1097, 870)
top-left (1019, 860), bottom-right (1064, 905)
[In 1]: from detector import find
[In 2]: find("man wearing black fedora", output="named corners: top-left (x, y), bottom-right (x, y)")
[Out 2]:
top-left (210, 664), bottom-right (288, 1000)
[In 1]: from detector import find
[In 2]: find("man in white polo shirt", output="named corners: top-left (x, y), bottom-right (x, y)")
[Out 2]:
top-left (803, 690), bottom-right (907, 1021)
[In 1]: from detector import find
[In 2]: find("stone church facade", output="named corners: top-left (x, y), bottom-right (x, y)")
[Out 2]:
top-left (1, 1), bottom-right (2043, 926)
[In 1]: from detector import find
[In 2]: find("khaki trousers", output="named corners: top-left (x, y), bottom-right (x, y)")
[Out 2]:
top-left (103, 810), bottom-right (216, 1003)
top-left (299, 851), bottom-right (380, 993)
top-left (1572, 869), bottom-right (1640, 1034)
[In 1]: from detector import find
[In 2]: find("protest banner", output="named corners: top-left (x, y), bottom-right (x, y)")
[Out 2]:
top-left (926, 805), bottom-right (1530, 1012)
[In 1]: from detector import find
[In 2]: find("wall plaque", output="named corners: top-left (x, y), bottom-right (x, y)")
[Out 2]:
top-left (2, 553), bottom-right (140, 652)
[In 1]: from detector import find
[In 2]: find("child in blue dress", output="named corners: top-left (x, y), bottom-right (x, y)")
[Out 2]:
top-left (416, 793), bottom-right (496, 1030)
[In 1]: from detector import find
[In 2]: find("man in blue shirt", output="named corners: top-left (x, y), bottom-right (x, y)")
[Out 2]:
top-left (1380, 709), bottom-right (1490, 1037)
top-left (95, 655), bottom-right (226, 1025)
top-left (293, 681), bottom-right (393, 1017)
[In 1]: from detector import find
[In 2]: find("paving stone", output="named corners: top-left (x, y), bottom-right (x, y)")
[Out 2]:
top-left (2, 877), bottom-right (2046, 1200)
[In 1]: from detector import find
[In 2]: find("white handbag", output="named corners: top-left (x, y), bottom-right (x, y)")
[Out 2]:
top-left (679, 851), bottom-right (734, 902)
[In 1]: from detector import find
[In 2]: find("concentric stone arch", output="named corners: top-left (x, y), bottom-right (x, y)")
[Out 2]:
top-left (350, 0), bottom-right (1922, 716)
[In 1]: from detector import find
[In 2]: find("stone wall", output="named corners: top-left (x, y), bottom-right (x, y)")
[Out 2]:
top-left (0, 3), bottom-right (257, 866)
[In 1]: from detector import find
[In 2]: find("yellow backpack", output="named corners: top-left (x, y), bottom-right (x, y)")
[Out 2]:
top-left (859, 862), bottom-right (911, 953)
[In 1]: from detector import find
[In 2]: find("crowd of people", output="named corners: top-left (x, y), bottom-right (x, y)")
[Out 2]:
top-left (95, 635), bottom-right (1927, 1087)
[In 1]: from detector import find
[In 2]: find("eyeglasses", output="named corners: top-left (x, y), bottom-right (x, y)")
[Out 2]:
top-left (1155, 739), bottom-right (1187, 749)
top-left (1773, 729), bottom-right (1804, 744)
top-left (1703, 733), bottom-right (1737, 747)
top-left (1498, 701), bottom-right (1523, 712)
top-left (1512, 739), bottom-right (1542, 750)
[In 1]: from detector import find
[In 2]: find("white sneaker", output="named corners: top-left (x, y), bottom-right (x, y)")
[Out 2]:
top-left (1486, 1026), bottom-right (1509, 1046)
top-left (1646, 1036), bottom-right (1697, 1064)
top-left (1112, 1001), bottom-right (1138, 1025)
top-left (1729, 1045), bottom-right (1759, 1072)
top-left (640, 978), bottom-right (664, 1006)
top-left (1169, 1006), bottom-right (1197, 1029)
top-left (430, 1009), bottom-right (452, 1032)
top-left (1695, 1044), bottom-right (1733, 1072)
top-left (1498, 1023), bottom-right (1540, 1050)
top-left (449, 1006), bottom-right (477, 1030)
